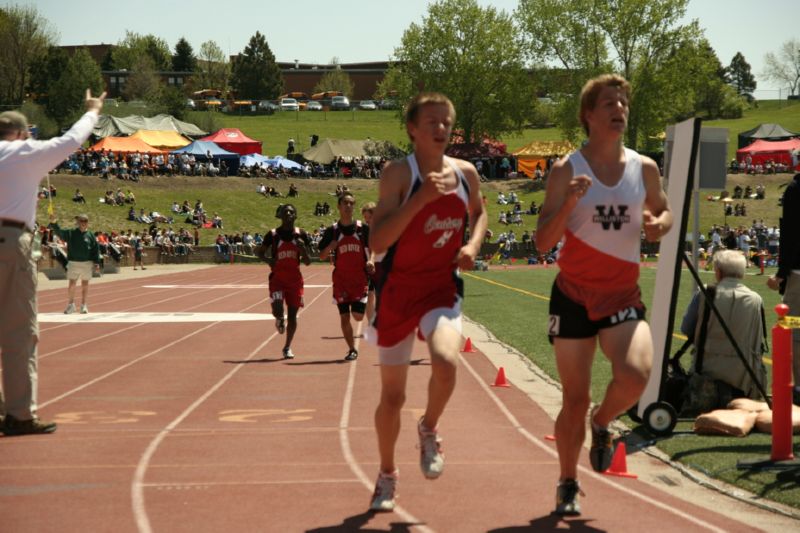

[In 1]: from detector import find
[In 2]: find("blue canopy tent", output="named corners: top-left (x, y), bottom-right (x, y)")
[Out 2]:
top-left (172, 140), bottom-right (240, 175)
top-left (270, 156), bottom-right (302, 170)
top-left (240, 153), bottom-right (272, 168)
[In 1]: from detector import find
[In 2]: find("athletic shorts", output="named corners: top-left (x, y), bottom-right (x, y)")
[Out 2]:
top-left (338, 301), bottom-right (366, 315)
top-left (378, 304), bottom-right (463, 365)
top-left (375, 278), bottom-right (461, 348)
top-left (269, 277), bottom-right (304, 309)
top-left (548, 277), bottom-right (645, 340)
top-left (332, 281), bottom-right (368, 306)
top-left (67, 260), bottom-right (94, 281)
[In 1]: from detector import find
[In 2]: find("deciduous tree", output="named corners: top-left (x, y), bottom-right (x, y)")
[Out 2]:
top-left (47, 48), bottom-right (104, 127)
top-left (196, 40), bottom-right (229, 91)
top-left (112, 31), bottom-right (172, 72)
top-left (392, 0), bottom-right (535, 144)
top-left (763, 39), bottom-right (800, 97)
top-left (313, 59), bottom-right (355, 97)
top-left (0, 4), bottom-right (57, 104)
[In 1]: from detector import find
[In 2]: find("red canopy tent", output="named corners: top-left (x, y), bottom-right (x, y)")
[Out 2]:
top-left (199, 128), bottom-right (262, 155)
top-left (736, 138), bottom-right (800, 168)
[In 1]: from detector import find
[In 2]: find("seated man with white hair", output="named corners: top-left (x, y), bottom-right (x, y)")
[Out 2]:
top-left (680, 249), bottom-right (767, 409)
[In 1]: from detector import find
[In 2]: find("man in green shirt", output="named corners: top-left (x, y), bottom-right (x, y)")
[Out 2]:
top-left (49, 212), bottom-right (101, 314)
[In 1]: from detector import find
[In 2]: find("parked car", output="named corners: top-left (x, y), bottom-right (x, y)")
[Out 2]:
top-left (306, 100), bottom-right (323, 111)
top-left (330, 95), bottom-right (351, 111)
top-left (258, 100), bottom-right (279, 113)
top-left (378, 99), bottom-right (399, 110)
top-left (280, 98), bottom-right (299, 111)
top-left (358, 100), bottom-right (377, 111)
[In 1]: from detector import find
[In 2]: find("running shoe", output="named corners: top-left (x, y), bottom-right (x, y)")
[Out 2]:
top-left (554, 478), bottom-right (583, 516)
top-left (589, 407), bottom-right (614, 472)
top-left (417, 417), bottom-right (444, 479)
top-left (344, 348), bottom-right (358, 361)
top-left (64, 303), bottom-right (75, 314)
top-left (282, 347), bottom-right (294, 359)
top-left (369, 470), bottom-right (398, 512)
top-left (2, 415), bottom-right (57, 436)
top-left (276, 317), bottom-right (286, 334)
top-left (80, 304), bottom-right (89, 314)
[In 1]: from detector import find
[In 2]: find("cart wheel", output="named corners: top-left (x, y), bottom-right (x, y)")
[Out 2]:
top-left (627, 403), bottom-right (642, 424)
top-left (643, 402), bottom-right (677, 437)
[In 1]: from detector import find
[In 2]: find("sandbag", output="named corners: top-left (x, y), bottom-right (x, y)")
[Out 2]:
top-left (754, 406), bottom-right (800, 434)
top-left (727, 398), bottom-right (769, 412)
top-left (694, 409), bottom-right (757, 437)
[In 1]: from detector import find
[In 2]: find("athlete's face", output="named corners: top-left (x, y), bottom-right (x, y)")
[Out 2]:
top-left (280, 206), bottom-right (297, 225)
top-left (586, 85), bottom-right (629, 137)
top-left (408, 103), bottom-right (453, 149)
top-left (338, 195), bottom-right (355, 220)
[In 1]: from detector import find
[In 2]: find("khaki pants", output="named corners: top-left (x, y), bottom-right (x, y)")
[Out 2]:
top-left (0, 226), bottom-right (38, 419)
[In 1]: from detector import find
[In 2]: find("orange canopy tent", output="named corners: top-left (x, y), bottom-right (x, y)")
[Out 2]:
top-left (130, 130), bottom-right (191, 150)
top-left (512, 140), bottom-right (574, 177)
top-left (89, 136), bottom-right (163, 154)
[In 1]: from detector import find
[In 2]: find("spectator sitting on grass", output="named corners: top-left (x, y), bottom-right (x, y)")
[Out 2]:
top-left (128, 206), bottom-right (136, 221)
top-left (73, 188), bottom-right (86, 203)
top-left (125, 190), bottom-right (136, 204)
top-left (212, 212), bottom-right (223, 229)
top-left (171, 201), bottom-right (181, 213)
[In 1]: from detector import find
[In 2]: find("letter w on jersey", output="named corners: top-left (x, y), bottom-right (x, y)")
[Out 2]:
top-left (592, 205), bottom-right (630, 230)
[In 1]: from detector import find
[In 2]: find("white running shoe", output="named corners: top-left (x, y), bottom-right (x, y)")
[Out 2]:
top-left (417, 417), bottom-right (444, 479)
top-left (369, 471), bottom-right (398, 512)
top-left (64, 303), bottom-right (76, 315)
top-left (282, 347), bottom-right (295, 359)
top-left (80, 304), bottom-right (89, 314)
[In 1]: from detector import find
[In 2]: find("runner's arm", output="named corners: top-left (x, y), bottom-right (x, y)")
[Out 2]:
top-left (317, 226), bottom-right (335, 261)
top-left (535, 159), bottom-right (589, 252)
top-left (456, 160), bottom-right (488, 270)
top-left (298, 231), bottom-right (312, 266)
top-left (642, 156), bottom-right (672, 243)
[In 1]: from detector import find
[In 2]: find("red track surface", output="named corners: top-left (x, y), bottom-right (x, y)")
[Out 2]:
top-left (2, 265), bottom-right (757, 532)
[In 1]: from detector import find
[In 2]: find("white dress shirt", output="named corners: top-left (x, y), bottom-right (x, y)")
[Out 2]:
top-left (0, 111), bottom-right (99, 229)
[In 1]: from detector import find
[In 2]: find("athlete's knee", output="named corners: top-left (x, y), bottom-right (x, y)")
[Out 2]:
top-left (351, 313), bottom-right (364, 322)
top-left (561, 388), bottom-right (591, 414)
top-left (614, 365), bottom-right (649, 393)
top-left (379, 389), bottom-right (406, 411)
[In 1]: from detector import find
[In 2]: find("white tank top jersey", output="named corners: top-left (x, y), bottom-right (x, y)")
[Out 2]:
top-left (556, 147), bottom-right (646, 290)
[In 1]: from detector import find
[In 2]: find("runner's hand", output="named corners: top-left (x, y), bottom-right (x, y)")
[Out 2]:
top-left (643, 210), bottom-right (664, 242)
top-left (85, 89), bottom-right (106, 114)
top-left (418, 171), bottom-right (448, 204)
top-left (456, 243), bottom-right (479, 271)
top-left (767, 275), bottom-right (782, 291)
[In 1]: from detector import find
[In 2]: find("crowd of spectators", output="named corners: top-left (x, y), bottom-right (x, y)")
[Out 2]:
top-left (730, 157), bottom-right (795, 175)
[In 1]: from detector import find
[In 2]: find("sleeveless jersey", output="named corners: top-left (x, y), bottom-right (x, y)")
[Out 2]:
top-left (381, 154), bottom-right (470, 287)
top-left (330, 221), bottom-right (369, 287)
top-left (557, 148), bottom-right (645, 290)
top-left (270, 227), bottom-right (304, 285)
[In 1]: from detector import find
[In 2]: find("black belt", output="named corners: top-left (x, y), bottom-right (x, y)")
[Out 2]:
top-left (0, 219), bottom-right (29, 231)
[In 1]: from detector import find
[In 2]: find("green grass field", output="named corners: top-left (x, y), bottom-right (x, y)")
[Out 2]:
top-left (461, 266), bottom-right (799, 509)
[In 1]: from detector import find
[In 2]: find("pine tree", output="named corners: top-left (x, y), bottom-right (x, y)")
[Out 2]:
top-left (172, 37), bottom-right (197, 72)
top-left (727, 52), bottom-right (756, 100)
top-left (230, 31), bottom-right (282, 100)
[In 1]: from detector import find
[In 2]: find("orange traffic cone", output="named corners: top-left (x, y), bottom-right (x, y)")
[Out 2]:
top-left (491, 367), bottom-right (511, 387)
top-left (462, 337), bottom-right (477, 353)
top-left (602, 441), bottom-right (637, 478)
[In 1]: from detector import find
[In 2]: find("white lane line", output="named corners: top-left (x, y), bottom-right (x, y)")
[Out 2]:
top-left (131, 288), bottom-right (329, 533)
top-left (39, 312), bottom-right (275, 323)
top-left (458, 354), bottom-right (727, 533)
top-left (338, 324), bottom-right (435, 533)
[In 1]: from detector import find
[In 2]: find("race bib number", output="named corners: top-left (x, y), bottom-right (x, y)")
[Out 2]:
top-left (271, 290), bottom-right (284, 301)
top-left (548, 315), bottom-right (560, 336)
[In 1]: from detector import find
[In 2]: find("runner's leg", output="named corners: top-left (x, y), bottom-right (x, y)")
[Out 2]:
top-left (422, 325), bottom-right (460, 430)
top-left (554, 337), bottom-right (596, 481)
top-left (375, 364), bottom-right (410, 474)
top-left (594, 320), bottom-right (652, 427)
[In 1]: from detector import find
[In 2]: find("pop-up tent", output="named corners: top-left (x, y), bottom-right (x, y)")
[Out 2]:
top-left (172, 140), bottom-right (240, 174)
top-left (512, 140), bottom-right (575, 177)
top-left (446, 141), bottom-right (508, 159)
top-left (736, 138), bottom-right (800, 168)
top-left (301, 139), bottom-right (370, 164)
top-left (93, 114), bottom-right (207, 138)
top-left (241, 154), bottom-right (303, 170)
top-left (737, 123), bottom-right (798, 149)
top-left (130, 130), bottom-right (191, 150)
top-left (89, 136), bottom-right (164, 154)
top-left (200, 128), bottom-right (262, 155)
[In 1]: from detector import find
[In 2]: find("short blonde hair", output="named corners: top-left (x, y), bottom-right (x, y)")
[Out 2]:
top-left (579, 74), bottom-right (631, 136)
top-left (404, 92), bottom-right (455, 139)
top-left (361, 201), bottom-right (376, 214)
top-left (0, 111), bottom-right (28, 138)
top-left (713, 249), bottom-right (746, 279)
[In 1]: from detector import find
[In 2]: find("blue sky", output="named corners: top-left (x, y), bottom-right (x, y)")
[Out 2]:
top-left (24, 0), bottom-right (797, 97)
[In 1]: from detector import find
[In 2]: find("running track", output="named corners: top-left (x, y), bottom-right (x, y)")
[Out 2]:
top-left (1, 265), bottom-right (764, 532)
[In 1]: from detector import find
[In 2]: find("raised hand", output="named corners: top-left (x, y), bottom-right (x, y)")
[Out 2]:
top-left (85, 89), bottom-right (107, 114)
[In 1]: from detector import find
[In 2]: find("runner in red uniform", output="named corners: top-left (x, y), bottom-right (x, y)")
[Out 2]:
top-left (360, 201), bottom-right (380, 324)
top-left (318, 192), bottom-right (375, 361)
top-left (366, 93), bottom-right (488, 512)
top-left (256, 204), bottom-right (312, 359)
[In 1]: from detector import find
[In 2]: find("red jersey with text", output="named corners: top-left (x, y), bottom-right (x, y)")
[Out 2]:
top-left (320, 221), bottom-right (370, 304)
top-left (555, 148), bottom-right (646, 319)
top-left (267, 227), bottom-right (306, 307)
top-left (375, 154), bottom-right (470, 346)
